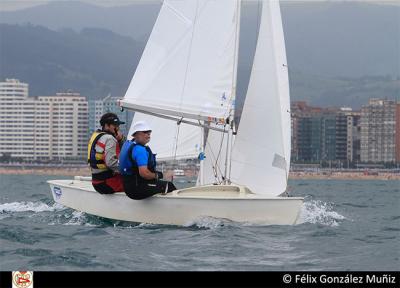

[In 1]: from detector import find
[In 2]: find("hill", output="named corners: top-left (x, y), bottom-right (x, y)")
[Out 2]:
top-left (0, 1), bottom-right (399, 107)
top-left (1, 0), bottom-right (398, 79)
top-left (0, 24), bottom-right (142, 99)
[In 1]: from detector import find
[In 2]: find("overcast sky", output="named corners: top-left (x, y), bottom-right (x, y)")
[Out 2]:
top-left (0, 0), bottom-right (158, 11)
top-left (0, 0), bottom-right (398, 11)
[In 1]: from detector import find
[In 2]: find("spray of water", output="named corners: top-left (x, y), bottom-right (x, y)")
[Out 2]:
top-left (0, 201), bottom-right (64, 213)
top-left (184, 216), bottom-right (227, 229)
top-left (296, 199), bottom-right (346, 227)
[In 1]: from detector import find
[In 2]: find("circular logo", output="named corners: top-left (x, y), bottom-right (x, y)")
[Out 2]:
top-left (12, 271), bottom-right (33, 288)
top-left (283, 274), bottom-right (292, 284)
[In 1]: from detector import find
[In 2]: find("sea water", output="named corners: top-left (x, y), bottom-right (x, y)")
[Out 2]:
top-left (0, 174), bottom-right (398, 271)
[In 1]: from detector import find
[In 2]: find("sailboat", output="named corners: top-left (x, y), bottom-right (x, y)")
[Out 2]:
top-left (48, 0), bottom-right (303, 226)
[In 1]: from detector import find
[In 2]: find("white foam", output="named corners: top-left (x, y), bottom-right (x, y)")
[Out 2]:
top-left (297, 199), bottom-right (346, 226)
top-left (0, 201), bottom-right (64, 213)
top-left (64, 211), bottom-right (96, 227)
top-left (184, 216), bottom-right (226, 229)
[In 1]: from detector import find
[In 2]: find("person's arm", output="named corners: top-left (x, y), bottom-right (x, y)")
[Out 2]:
top-left (103, 136), bottom-right (120, 173)
top-left (134, 146), bottom-right (162, 180)
top-left (138, 166), bottom-right (158, 180)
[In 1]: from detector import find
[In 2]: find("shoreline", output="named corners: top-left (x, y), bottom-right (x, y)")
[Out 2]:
top-left (0, 167), bottom-right (399, 180)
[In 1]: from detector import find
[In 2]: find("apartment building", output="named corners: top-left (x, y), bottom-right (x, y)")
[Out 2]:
top-left (396, 103), bottom-right (400, 163)
top-left (360, 99), bottom-right (396, 163)
top-left (37, 92), bottom-right (88, 160)
top-left (88, 95), bottom-right (133, 137)
top-left (0, 79), bottom-right (88, 161)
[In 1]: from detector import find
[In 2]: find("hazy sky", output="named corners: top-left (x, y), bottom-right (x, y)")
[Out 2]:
top-left (0, 0), bottom-right (159, 11)
top-left (0, 0), bottom-right (398, 11)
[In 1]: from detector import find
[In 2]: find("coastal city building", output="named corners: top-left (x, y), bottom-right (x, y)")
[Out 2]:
top-left (360, 99), bottom-right (396, 163)
top-left (36, 92), bottom-right (88, 161)
top-left (88, 94), bottom-right (133, 137)
top-left (0, 79), bottom-right (88, 161)
top-left (396, 103), bottom-right (400, 163)
top-left (1, 79), bottom-right (397, 165)
top-left (345, 110), bottom-right (361, 164)
top-left (290, 101), bottom-right (323, 162)
top-left (291, 102), bottom-right (362, 166)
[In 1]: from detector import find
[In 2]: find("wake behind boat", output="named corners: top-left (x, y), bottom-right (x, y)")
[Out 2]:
top-left (47, 0), bottom-right (304, 225)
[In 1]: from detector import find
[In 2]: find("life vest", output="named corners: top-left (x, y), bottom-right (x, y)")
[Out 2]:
top-left (127, 142), bottom-right (157, 175)
top-left (87, 131), bottom-right (109, 170)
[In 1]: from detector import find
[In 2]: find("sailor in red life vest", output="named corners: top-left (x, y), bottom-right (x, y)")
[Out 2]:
top-left (87, 113), bottom-right (126, 194)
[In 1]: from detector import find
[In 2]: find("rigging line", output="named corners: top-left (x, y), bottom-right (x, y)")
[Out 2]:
top-left (205, 125), bottom-right (227, 183)
top-left (172, 117), bottom-right (183, 165)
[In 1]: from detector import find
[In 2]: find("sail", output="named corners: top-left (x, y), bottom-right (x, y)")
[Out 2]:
top-left (230, 0), bottom-right (290, 196)
top-left (120, 0), bottom-right (239, 124)
top-left (129, 113), bottom-right (201, 161)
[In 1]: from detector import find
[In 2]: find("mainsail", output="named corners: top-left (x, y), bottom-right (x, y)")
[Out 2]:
top-left (121, 0), bottom-right (239, 124)
top-left (129, 112), bottom-right (201, 161)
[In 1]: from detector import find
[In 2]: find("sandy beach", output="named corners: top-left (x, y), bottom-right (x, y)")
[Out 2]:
top-left (0, 166), bottom-right (399, 180)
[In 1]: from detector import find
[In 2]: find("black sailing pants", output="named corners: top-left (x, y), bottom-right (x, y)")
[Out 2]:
top-left (122, 175), bottom-right (176, 200)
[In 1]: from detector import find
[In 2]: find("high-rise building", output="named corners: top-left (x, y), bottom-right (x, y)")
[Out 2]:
top-left (37, 92), bottom-right (88, 160)
top-left (345, 111), bottom-right (361, 163)
top-left (0, 78), bottom-right (88, 161)
top-left (360, 99), bottom-right (396, 163)
top-left (88, 95), bottom-right (133, 137)
top-left (291, 101), bottom-right (323, 162)
top-left (396, 103), bottom-right (400, 163)
top-left (0, 79), bottom-right (32, 159)
top-left (291, 102), bottom-right (361, 165)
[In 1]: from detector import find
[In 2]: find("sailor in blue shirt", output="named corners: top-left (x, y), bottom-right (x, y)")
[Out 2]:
top-left (119, 121), bottom-right (176, 200)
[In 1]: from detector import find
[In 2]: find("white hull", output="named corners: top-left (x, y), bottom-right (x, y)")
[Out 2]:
top-left (47, 177), bottom-right (303, 226)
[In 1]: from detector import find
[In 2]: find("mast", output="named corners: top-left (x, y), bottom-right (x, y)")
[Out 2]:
top-left (224, 0), bottom-right (241, 184)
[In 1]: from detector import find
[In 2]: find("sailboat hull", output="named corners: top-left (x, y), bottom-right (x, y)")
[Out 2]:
top-left (48, 177), bottom-right (303, 226)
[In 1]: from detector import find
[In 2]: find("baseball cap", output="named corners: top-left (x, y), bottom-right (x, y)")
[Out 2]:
top-left (100, 113), bottom-right (125, 126)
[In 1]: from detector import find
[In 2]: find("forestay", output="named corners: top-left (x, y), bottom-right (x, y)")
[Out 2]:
top-left (230, 1), bottom-right (290, 197)
top-left (121, 0), bottom-right (239, 124)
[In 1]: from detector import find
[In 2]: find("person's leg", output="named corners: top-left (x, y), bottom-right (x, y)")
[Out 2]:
top-left (105, 174), bottom-right (124, 192)
top-left (166, 181), bottom-right (177, 193)
top-left (92, 181), bottom-right (115, 194)
top-left (123, 176), bottom-right (174, 200)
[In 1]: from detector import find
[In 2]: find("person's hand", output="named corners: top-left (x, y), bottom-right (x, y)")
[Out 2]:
top-left (155, 171), bottom-right (164, 180)
top-left (115, 130), bottom-right (124, 142)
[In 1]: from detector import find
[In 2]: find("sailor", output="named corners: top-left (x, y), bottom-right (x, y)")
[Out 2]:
top-left (119, 121), bottom-right (176, 200)
top-left (87, 112), bottom-right (126, 194)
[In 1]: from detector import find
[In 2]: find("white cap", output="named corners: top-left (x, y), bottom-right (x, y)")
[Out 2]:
top-left (131, 121), bottom-right (152, 135)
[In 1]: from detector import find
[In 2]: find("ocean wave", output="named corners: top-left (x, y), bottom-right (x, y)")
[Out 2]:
top-left (184, 216), bottom-right (227, 229)
top-left (297, 199), bottom-right (346, 227)
top-left (0, 201), bottom-right (64, 213)
top-left (49, 211), bottom-right (98, 227)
